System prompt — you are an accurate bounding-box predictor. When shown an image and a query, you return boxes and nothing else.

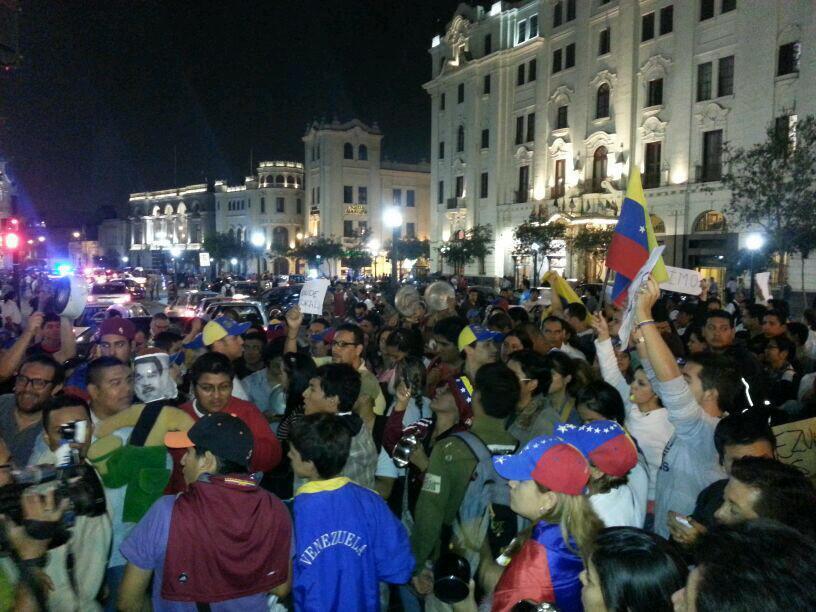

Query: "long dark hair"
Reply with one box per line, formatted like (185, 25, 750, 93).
(590, 527, 687, 612)
(283, 351, 317, 418)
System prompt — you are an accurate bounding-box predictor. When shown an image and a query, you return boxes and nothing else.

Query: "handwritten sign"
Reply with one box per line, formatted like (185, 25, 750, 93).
(198, 252, 211, 267)
(755, 272, 770, 304)
(773, 416, 816, 479)
(659, 266, 701, 296)
(618, 246, 665, 347)
(298, 278, 330, 315)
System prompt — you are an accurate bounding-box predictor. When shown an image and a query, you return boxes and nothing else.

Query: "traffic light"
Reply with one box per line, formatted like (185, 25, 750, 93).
(4, 232, 19, 250)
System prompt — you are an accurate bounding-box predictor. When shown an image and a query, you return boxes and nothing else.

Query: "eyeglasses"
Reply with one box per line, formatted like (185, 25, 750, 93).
(15, 374, 55, 390)
(331, 340, 359, 348)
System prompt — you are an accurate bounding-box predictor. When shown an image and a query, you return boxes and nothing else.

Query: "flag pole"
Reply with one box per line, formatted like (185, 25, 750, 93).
(597, 267, 612, 314)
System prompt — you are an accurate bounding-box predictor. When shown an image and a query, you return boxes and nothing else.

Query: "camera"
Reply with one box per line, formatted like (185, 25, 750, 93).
(393, 433, 419, 468)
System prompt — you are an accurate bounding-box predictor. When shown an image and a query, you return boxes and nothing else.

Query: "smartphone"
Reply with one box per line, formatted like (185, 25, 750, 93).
(673, 513, 693, 529)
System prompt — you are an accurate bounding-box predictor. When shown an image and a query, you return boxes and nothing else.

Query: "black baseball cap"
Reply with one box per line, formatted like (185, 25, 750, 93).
(165, 412, 254, 468)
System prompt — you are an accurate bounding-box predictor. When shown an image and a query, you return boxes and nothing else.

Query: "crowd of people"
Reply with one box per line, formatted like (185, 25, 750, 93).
(0, 270, 815, 611)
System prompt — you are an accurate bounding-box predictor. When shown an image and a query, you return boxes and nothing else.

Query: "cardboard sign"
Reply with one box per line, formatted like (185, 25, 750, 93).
(199, 252, 211, 267)
(755, 272, 771, 304)
(298, 278, 330, 315)
(660, 266, 702, 296)
(772, 416, 816, 479)
(618, 246, 665, 348)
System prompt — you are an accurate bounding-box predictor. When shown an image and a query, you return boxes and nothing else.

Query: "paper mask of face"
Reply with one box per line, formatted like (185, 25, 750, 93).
(134, 353, 177, 403)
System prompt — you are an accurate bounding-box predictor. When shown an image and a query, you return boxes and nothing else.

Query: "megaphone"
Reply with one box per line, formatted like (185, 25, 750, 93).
(50, 275, 89, 320)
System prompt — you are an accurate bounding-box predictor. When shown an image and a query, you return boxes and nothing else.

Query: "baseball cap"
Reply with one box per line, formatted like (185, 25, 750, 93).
(165, 412, 254, 468)
(493, 435, 590, 495)
(557, 421, 638, 478)
(98, 317, 136, 341)
(265, 319, 286, 342)
(184, 316, 251, 349)
(457, 324, 504, 351)
(447, 375, 474, 427)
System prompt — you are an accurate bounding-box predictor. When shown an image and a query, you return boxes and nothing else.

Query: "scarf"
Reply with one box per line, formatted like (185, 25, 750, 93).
(162, 474, 290, 602)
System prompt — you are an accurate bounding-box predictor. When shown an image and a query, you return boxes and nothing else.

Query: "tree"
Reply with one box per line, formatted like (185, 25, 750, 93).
(438, 224, 494, 276)
(388, 238, 431, 261)
(568, 226, 614, 281)
(513, 220, 567, 284)
(720, 115, 816, 308)
(342, 247, 372, 277)
(203, 233, 250, 274)
(288, 236, 343, 268)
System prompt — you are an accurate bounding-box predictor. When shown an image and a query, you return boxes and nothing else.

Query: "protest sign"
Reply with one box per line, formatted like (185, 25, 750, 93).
(298, 278, 330, 315)
(772, 416, 816, 479)
(199, 252, 211, 267)
(618, 245, 665, 347)
(755, 272, 771, 304)
(660, 266, 702, 296)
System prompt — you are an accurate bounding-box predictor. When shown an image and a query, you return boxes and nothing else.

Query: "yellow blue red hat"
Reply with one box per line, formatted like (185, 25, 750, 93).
(184, 316, 251, 349)
(457, 324, 504, 351)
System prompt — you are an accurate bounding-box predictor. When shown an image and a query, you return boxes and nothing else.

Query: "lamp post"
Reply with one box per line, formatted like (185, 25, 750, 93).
(367, 238, 381, 280)
(746, 233, 764, 303)
(531, 242, 540, 286)
(383, 208, 403, 287)
(169, 245, 182, 286)
(250, 231, 266, 291)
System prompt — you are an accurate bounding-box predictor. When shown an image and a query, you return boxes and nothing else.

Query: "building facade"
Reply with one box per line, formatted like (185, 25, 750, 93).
(98, 218, 130, 262)
(426, 0, 814, 286)
(128, 184, 215, 271)
(303, 119, 431, 275)
(213, 161, 305, 275)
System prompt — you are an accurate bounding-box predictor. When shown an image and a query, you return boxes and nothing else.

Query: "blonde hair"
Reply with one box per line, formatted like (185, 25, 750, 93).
(541, 490, 604, 556)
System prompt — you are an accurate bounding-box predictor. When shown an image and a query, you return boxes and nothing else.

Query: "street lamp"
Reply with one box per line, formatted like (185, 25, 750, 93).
(383, 207, 403, 286)
(37, 236, 45, 243)
(72, 231, 81, 239)
(250, 231, 266, 289)
(122, 256, 129, 264)
(367, 238, 381, 279)
(746, 232, 764, 303)
(531, 242, 541, 286)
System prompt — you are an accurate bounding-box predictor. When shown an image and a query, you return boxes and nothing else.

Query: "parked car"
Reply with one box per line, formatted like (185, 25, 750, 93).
(166, 290, 218, 318)
(122, 278, 146, 300)
(261, 285, 302, 313)
(203, 299, 269, 328)
(74, 302, 150, 327)
(87, 282, 131, 305)
(74, 314, 186, 359)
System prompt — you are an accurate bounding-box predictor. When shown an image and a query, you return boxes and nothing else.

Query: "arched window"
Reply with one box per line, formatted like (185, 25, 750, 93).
(286, 175, 293, 187)
(228, 228, 235, 242)
(650, 214, 666, 234)
(264, 176, 274, 187)
(358, 144, 368, 161)
(164, 204, 174, 216)
(176, 202, 186, 215)
(272, 226, 289, 251)
(596, 83, 610, 119)
(344, 142, 354, 159)
(457, 125, 465, 152)
(592, 146, 608, 191)
(152, 206, 161, 217)
(275, 174, 285, 186)
(692, 210, 727, 233)
(273, 257, 290, 275)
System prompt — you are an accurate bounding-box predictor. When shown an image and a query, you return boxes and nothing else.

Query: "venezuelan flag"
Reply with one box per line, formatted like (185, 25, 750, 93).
(606, 168, 668, 306)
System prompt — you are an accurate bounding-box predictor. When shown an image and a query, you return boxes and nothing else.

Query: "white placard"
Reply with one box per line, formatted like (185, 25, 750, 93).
(199, 252, 211, 267)
(298, 278, 330, 315)
(755, 272, 771, 304)
(618, 246, 666, 348)
(660, 266, 702, 296)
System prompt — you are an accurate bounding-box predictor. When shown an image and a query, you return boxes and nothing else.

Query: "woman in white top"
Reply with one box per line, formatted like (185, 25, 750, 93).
(591, 314, 674, 506)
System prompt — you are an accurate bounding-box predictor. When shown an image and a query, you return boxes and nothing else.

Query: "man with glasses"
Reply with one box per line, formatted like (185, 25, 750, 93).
(285, 307, 386, 415)
(178, 352, 281, 473)
(0, 354, 64, 465)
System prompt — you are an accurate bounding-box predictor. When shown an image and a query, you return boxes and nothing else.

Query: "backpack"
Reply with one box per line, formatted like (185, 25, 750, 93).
(451, 431, 519, 575)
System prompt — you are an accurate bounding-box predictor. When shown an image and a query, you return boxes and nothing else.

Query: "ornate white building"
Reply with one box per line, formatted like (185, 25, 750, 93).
(303, 119, 431, 275)
(213, 161, 305, 275)
(128, 184, 215, 271)
(426, 0, 815, 285)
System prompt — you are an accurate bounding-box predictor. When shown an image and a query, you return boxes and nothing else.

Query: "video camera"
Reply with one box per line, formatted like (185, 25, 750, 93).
(0, 419, 106, 553)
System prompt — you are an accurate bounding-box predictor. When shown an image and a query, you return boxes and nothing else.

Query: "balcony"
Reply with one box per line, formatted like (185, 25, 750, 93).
(514, 189, 531, 204)
(446, 197, 466, 210)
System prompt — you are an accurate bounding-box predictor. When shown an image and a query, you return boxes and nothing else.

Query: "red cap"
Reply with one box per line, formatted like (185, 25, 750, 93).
(98, 317, 136, 341)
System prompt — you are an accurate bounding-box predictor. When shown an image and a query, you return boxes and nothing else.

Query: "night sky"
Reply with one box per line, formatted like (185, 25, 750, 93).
(0, 0, 479, 228)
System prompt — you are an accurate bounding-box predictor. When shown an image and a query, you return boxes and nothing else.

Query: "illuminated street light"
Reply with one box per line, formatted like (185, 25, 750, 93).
(37, 236, 46, 243)
(746, 233, 765, 303)
(122, 256, 129, 264)
(383, 207, 403, 285)
(230, 257, 238, 265)
(72, 231, 81, 239)
(250, 232, 265, 248)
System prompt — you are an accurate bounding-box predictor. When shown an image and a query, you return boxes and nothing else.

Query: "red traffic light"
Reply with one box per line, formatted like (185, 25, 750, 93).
(5, 233, 20, 250)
